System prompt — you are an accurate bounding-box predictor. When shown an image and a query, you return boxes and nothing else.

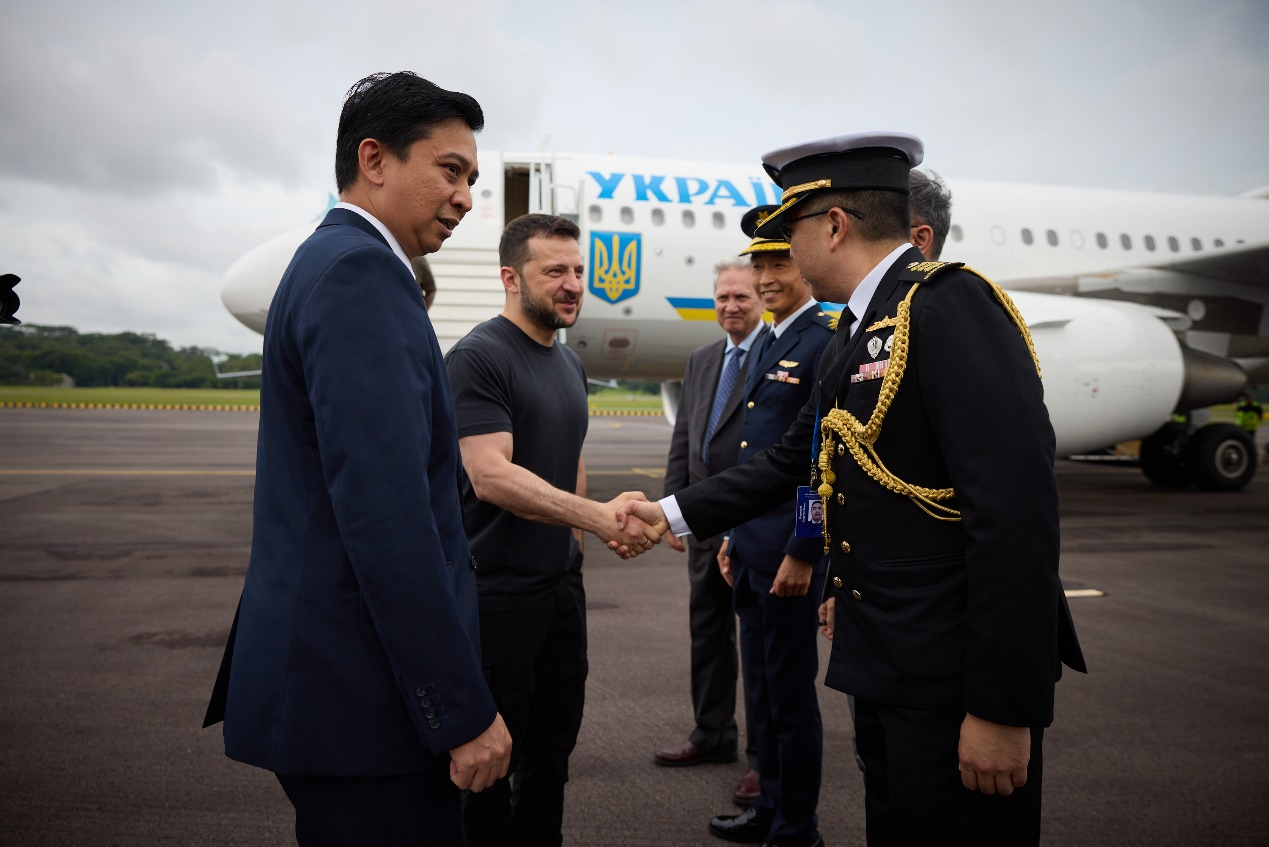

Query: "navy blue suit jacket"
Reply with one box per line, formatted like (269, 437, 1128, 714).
(728, 305, 834, 574)
(208, 208, 495, 776)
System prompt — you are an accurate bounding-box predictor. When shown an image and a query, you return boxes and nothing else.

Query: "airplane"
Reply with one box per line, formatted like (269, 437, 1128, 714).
(220, 151, 1269, 491)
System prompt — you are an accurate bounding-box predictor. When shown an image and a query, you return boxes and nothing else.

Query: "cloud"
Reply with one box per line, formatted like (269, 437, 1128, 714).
(0, 23, 321, 197)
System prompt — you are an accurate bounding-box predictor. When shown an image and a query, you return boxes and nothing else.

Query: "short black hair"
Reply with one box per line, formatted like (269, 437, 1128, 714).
(499, 214, 582, 275)
(334, 72, 484, 193)
(799, 188, 909, 244)
(909, 169, 953, 261)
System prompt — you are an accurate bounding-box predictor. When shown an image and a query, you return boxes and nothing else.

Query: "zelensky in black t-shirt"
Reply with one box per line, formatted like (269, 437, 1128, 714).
(442, 214, 660, 845)
(446, 314, 588, 611)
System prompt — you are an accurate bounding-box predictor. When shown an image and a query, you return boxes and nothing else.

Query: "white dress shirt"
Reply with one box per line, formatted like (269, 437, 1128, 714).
(334, 201, 414, 275)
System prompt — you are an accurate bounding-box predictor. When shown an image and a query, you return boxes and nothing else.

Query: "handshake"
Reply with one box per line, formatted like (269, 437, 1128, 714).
(593, 493, 674, 560)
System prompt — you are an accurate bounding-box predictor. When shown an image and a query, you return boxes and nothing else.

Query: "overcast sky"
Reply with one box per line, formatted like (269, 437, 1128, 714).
(2, 0, 1266, 354)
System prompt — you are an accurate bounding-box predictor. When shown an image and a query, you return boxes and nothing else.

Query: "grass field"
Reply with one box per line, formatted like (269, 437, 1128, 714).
(0, 387, 261, 407)
(586, 389, 663, 414)
(0, 386, 667, 415)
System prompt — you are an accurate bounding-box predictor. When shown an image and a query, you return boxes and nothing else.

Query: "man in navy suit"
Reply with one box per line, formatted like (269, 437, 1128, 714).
(707, 210, 834, 846)
(203, 72, 510, 846)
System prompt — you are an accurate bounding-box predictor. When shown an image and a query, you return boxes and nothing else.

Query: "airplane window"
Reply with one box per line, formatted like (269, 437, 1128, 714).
(1021, 228, 1033, 245)
(1096, 232, 1108, 249)
(1120, 234, 1132, 249)
(1214, 238, 1224, 247)
(588, 205, 602, 223)
(712, 211, 726, 230)
(1070, 231, 1084, 248)
(950, 224, 963, 242)
(620, 206, 634, 225)
(1144, 235, 1156, 251)
(1191, 237, 1202, 251)
(682, 210, 696, 228)
(1046, 229, 1059, 246)
(1167, 236, 1179, 252)
(651, 208, 665, 226)
(990, 225, 1005, 245)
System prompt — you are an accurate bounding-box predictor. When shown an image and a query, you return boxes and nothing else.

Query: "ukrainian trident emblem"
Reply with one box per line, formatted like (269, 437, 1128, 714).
(589, 231, 641, 304)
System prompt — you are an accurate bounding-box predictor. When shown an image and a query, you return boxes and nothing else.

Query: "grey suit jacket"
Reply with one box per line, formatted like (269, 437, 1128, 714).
(663, 335, 755, 546)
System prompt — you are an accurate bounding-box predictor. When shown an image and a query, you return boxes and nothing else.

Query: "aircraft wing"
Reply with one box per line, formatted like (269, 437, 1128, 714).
(1139, 240, 1269, 288)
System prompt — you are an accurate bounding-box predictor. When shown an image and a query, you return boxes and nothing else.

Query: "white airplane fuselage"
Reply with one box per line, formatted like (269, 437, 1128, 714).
(221, 151, 1269, 458)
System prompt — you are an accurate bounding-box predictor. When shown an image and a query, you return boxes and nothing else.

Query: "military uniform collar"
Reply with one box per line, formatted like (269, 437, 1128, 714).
(845, 242, 912, 337)
(771, 298, 819, 338)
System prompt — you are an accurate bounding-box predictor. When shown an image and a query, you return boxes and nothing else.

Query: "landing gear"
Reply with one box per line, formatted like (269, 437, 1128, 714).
(1139, 422, 1257, 491)
(1139, 423, 1189, 487)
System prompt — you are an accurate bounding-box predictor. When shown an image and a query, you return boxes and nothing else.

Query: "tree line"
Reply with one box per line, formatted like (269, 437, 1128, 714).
(0, 325, 261, 389)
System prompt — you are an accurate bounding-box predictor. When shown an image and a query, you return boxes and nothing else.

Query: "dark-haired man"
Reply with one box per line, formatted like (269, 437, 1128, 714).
(446, 213, 658, 846)
(204, 72, 509, 846)
(619, 133, 1085, 846)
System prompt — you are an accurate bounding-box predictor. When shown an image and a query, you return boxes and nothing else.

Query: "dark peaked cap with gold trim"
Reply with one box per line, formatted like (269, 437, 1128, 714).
(738, 205, 790, 256)
(753, 131, 924, 239)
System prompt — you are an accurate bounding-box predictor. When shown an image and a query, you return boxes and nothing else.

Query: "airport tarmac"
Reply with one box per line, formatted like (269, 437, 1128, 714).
(0, 408, 1266, 846)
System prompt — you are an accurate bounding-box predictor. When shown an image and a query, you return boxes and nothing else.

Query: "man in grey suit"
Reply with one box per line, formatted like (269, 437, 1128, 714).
(654, 259, 763, 797)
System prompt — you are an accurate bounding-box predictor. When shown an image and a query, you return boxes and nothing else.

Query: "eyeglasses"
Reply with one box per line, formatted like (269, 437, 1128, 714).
(779, 207, 863, 241)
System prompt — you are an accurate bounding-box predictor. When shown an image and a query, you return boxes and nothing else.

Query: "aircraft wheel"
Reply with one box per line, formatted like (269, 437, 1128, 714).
(1139, 422, 1189, 487)
(1182, 424, 1257, 491)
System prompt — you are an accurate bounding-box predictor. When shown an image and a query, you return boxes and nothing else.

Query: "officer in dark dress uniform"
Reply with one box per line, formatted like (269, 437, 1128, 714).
(619, 132, 1086, 847)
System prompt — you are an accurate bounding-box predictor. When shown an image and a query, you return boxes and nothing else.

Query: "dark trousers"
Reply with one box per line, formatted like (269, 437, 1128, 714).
(734, 565, 823, 846)
(277, 763, 461, 847)
(853, 698, 1045, 846)
(462, 570, 587, 847)
(687, 538, 756, 766)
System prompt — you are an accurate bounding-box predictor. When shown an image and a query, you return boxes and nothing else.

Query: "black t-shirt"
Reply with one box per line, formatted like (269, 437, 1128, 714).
(445, 315, 589, 611)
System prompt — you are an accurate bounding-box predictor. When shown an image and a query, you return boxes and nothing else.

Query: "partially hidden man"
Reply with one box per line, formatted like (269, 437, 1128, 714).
(619, 132, 1086, 847)
(203, 73, 510, 847)
(655, 259, 763, 795)
(706, 208, 834, 847)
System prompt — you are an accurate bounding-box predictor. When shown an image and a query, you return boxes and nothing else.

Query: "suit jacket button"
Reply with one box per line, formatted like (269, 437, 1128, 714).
(420, 698, 432, 708)
(832, 576, 843, 588)
(840, 541, 852, 554)
(851, 589, 862, 601)
(425, 708, 436, 718)
(429, 720, 441, 729)
(747, 401, 755, 409)
(740, 440, 748, 449)
(415, 687, 427, 698)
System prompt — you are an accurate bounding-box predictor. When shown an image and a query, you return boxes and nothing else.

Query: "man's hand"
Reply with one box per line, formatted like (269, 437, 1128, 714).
(615, 498, 671, 541)
(958, 713, 1030, 796)
(594, 492, 661, 559)
(818, 597, 835, 640)
(717, 538, 733, 587)
(665, 533, 686, 553)
(770, 555, 813, 596)
(449, 712, 512, 793)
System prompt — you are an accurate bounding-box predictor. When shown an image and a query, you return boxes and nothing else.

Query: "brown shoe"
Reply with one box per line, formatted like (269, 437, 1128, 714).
(653, 739, 738, 767)
(732, 769, 760, 806)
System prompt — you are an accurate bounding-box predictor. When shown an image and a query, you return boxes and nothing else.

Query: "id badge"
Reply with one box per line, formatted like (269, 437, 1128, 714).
(795, 486, 823, 538)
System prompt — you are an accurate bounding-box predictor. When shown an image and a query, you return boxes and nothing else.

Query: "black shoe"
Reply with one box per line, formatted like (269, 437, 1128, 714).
(761, 838, 824, 847)
(708, 807, 771, 843)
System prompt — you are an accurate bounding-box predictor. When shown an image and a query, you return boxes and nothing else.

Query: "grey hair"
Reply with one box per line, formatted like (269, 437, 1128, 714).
(909, 169, 953, 261)
(713, 257, 751, 289)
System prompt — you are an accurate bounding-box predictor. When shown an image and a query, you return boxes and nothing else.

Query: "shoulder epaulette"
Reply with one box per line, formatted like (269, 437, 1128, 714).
(896, 260, 965, 282)
(811, 309, 837, 331)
